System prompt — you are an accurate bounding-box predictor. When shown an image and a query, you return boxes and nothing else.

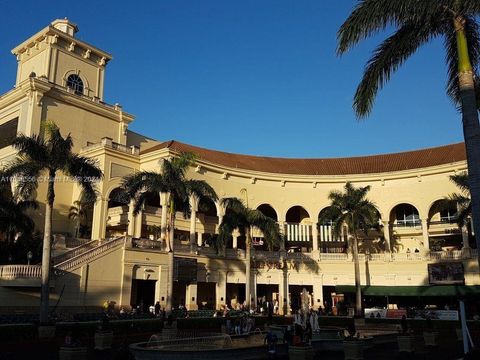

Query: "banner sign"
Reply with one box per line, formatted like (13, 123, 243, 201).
(365, 308, 387, 318)
(428, 262, 465, 285)
(386, 309, 407, 319)
(173, 258, 197, 282)
(365, 308, 459, 320)
(414, 309, 459, 321)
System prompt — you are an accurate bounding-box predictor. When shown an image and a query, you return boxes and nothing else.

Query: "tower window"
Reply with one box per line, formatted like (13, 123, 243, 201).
(66, 74, 84, 95)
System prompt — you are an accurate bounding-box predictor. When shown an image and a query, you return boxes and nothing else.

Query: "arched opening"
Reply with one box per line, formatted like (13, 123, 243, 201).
(108, 188, 128, 208)
(253, 204, 279, 251)
(286, 206, 310, 223)
(428, 200, 465, 250)
(144, 192, 160, 208)
(389, 203, 421, 253)
(317, 207, 347, 253)
(197, 197, 218, 249)
(285, 206, 311, 252)
(390, 203, 420, 228)
(106, 187, 129, 237)
(257, 204, 278, 221)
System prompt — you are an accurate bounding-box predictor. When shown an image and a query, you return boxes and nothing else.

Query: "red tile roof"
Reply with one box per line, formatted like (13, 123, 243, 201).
(141, 141, 466, 175)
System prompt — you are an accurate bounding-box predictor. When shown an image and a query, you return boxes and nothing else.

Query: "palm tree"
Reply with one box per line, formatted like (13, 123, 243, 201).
(122, 152, 217, 310)
(338, 0, 480, 265)
(217, 197, 281, 309)
(0, 178, 38, 248)
(4, 121, 103, 324)
(68, 192, 95, 238)
(319, 182, 379, 317)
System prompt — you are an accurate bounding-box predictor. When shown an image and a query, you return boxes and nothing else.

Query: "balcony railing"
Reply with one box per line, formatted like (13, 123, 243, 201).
(0, 265, 42, 280)
(82, 137, 139, 156)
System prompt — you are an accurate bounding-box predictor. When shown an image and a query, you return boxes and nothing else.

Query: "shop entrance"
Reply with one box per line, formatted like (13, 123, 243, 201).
(131, 279, 156, 313)
(226, 283, 246, 309)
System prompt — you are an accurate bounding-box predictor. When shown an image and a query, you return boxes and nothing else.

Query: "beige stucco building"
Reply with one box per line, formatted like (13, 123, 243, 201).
(0, 20, 478, 315)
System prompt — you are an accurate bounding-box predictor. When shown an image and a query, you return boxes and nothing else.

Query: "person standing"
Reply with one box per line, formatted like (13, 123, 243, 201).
(154, 301, 161, 316)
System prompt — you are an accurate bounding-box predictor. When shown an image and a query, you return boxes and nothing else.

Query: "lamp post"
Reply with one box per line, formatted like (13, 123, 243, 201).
(27, 251, 33, 265)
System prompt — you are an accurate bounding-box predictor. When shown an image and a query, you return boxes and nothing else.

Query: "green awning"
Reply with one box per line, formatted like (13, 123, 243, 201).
(335, 285, 480, 297)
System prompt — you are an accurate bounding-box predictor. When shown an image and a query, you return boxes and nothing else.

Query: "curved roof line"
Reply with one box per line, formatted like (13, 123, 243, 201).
(141, 141, 466, 176)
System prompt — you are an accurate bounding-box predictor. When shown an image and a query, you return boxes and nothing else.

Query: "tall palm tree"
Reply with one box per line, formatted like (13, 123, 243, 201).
(217, 197, 281, 309)
(4, 121, 103, 324)
(320, 182, 379, 317)
(338, 0, 480, 265)
(122, 152, 217, 310)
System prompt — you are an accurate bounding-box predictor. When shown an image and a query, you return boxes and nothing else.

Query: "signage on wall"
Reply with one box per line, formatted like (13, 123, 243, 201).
(428, 262, 465, 285)
(173, 258, 197, 282)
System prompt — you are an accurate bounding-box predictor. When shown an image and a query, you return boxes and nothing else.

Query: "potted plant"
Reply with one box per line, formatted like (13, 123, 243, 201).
(94, 315, 113, 350)
(397, 315, 415, 353)
(422, 317, 438, 347)
(342, 324, 364, 360)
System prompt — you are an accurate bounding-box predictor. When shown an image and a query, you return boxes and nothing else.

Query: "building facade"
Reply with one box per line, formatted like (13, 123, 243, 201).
(0, 20, 478, 315)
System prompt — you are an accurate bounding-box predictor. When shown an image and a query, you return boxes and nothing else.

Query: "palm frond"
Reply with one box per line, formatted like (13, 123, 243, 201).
(354, 21, 440, 117)
(337, 0, 439, 54)
(11, 134, 49, 165)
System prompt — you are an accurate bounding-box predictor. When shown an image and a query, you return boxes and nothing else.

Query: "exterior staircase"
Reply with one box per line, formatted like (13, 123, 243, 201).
(0, 236, 126, 286)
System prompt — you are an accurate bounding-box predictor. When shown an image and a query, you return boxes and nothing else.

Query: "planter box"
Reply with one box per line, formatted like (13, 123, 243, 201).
(288, 345, 314, 360)
(397, 335, 415, 353)
(343, 340, 364, 360)
(423, 331, 438, 347)
(38, 325, 56, 338)
(94, 331, 113, 350)
(59, 346, 88, 360)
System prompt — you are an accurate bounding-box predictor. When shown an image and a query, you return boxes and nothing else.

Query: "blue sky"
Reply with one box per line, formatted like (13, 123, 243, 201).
(0, 0, 463, 158)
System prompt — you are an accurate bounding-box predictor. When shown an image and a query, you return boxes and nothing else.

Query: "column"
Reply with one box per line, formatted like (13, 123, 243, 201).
(312, 276, 323, 311)
(119, 263, 135, 308)
(461, 225, 470, 249)
(127, 200, 135, 236)
(278, 220, 286, 251)
(216, 271, 227, 310)
(216, 202, 225, 234)
(312, 223, 318, 252)
(197, 232, 203, 247)
(421, 218, 430, 251)
(134, 207, 143, 238)
(232, 234, 238, 249)
(382, 220, 391, 252)
(160, 192, 169, 241)
(91, 197, 107, 240)
(278, 274, 286, 315)
(189, 195, 199, 253)
(186, 283, 198, 310)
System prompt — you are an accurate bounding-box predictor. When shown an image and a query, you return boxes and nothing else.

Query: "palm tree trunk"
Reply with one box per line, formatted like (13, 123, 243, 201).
(352, 234, 362, 317)
(245, 228, 252, 310)
(166, 199, 175, 312)
(455, 17, 480, 267)
(40, 173, 55, 324)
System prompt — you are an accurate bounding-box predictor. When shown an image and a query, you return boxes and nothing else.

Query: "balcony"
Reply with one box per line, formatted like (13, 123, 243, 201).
(82, 137, 139, 156)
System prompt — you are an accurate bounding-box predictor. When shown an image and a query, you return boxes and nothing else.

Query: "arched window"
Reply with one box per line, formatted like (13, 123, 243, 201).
(66, 74, 84, 95)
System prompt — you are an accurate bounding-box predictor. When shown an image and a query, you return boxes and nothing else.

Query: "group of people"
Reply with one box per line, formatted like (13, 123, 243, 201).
(225, 313, 256, 335)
